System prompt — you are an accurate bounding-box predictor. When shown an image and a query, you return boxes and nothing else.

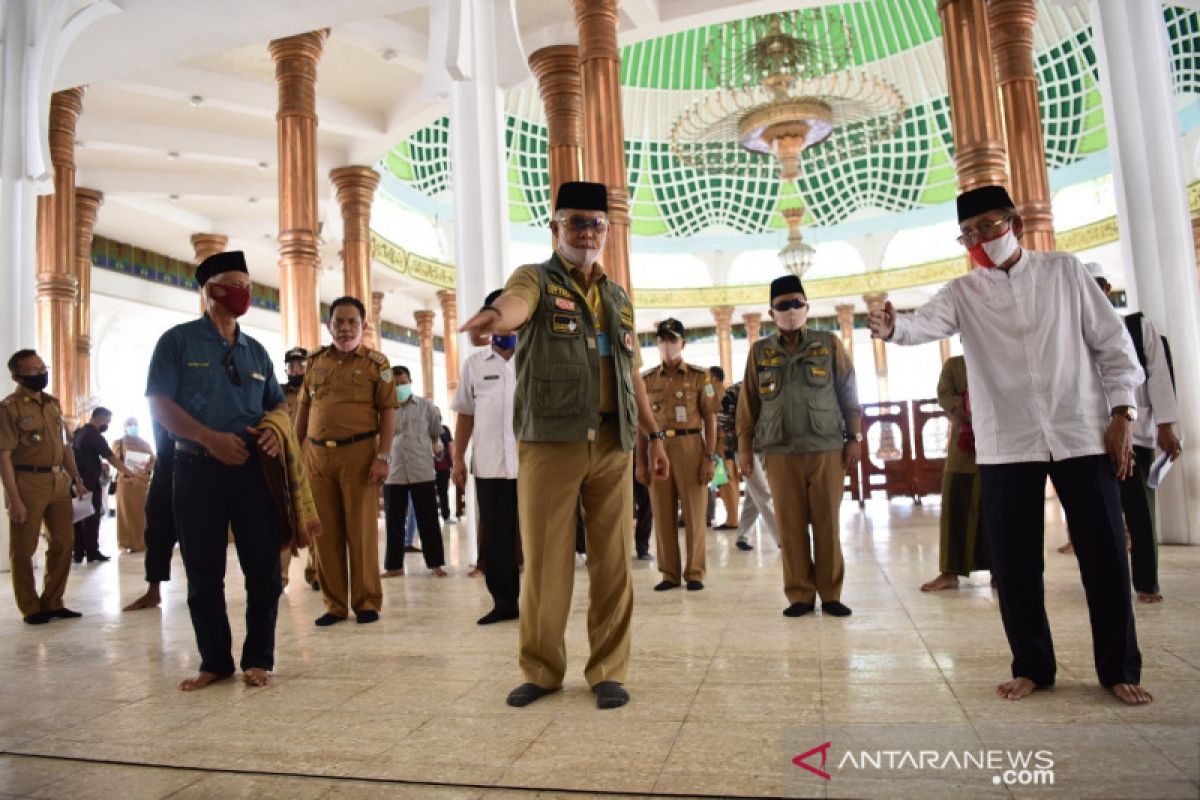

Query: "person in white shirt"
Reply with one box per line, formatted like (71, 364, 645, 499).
(452, 289, 521, 625)
(1087, 264, 1183, 604)
(868, 184, 1152, 706)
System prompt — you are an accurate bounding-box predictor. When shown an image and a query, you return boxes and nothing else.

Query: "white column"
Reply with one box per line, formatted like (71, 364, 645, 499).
(0, 0, 119, 572)
(1091, 0, 1200, 545)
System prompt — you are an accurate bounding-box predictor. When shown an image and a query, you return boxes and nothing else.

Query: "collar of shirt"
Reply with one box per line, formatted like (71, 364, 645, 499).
(15, 385, 46, 404)
(656, 360, 691, 377)
(553, 249, 607, 291)
(982, 247, 1030, 280)
(483, 348, 512, 363)
(201, 313, 247, 349)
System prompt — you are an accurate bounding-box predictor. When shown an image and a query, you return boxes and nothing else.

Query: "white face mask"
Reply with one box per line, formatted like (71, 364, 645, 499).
(773, 308, 807, 332)
(968, 229, 1020, 269)
(657, 341, 682, 362)
(557, 236, 603, 270)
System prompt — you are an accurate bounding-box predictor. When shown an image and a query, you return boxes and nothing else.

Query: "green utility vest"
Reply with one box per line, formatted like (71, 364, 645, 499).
(513, 254, 639, 452)
(751, 330, 846, 454)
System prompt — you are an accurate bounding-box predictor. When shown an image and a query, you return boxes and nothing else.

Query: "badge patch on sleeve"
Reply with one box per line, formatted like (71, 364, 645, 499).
(623, 331, 634, 352)
(381, 368, 393, 381)
(704, 384, 715, 397)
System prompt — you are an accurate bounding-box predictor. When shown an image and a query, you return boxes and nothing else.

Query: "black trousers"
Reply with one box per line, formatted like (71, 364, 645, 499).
(1118, 445, 1159, 595)
(143, 467, 177, 583)
(980, 455, 1141, 688)
(476, 477, 520, 611)
(435, 469, 452, 520)
(173, 450, 282, 675)
(72, 483, 103, 558)
(384, 482, 444, 569)
(633, 476, 652, 555)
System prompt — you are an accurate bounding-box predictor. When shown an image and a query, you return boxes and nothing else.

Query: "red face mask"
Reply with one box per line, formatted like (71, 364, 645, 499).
(966, 228, 1018, 270)
(209, 283, 251, 317)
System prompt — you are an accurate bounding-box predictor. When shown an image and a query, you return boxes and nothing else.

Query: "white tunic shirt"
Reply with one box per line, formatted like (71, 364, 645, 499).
(891, 249, 1143, 464)
(1128, 314, 1179, 449)
(451, 347, 518, 480)
(386, 394, 442, 485)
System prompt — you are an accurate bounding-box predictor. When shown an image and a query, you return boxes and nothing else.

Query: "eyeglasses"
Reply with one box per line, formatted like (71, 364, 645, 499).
(772, 299, 808, 312)
(956, 216, 1011, 246)
(556, 214, 609, 233)
(222, 349, 241, 386)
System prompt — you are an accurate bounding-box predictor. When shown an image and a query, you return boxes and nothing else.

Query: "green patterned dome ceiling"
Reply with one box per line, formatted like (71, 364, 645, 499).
(385, 3, 1200, 240)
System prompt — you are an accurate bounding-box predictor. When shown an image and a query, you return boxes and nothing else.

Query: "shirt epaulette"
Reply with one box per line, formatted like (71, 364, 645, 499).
(367, 349, 388, 366)
(309, 345, 331, 360)
(641, 366, 657, 380)
(684, 362, 707, 377)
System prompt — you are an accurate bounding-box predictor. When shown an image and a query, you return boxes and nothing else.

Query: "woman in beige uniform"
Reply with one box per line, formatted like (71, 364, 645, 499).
(113, 417, 155, 553)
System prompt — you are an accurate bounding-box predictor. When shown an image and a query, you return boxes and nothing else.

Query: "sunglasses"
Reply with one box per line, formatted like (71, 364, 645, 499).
(772, 299, 808, 312)
(556, 214, 609, 233)
(956, 216, 1011, 246)
(222, 349, 241, 387)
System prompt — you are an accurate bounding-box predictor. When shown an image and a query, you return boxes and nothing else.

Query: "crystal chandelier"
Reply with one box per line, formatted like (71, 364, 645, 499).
(778, 207, 815, 278)
(669, 10, 906, 183)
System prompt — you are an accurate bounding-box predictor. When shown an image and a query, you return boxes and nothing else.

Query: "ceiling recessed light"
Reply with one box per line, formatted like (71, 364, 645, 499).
(263, 233, 273, 239)
(381, 48, 398, 61)
(168, 194, 179, 202)
(166, 151, 180, 160)
(257, 161, 269, 170)
(248, 197, 258, 204)
(188, 95, 204, 107)
(75, 139, 85, 148)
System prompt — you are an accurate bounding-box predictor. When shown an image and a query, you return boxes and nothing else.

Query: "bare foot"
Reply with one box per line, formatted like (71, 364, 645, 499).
(467, 566, 483, 578)
(990, 576, 998, 589)
(1137, 592, 1163, 604)
(432, 567, 448, 577)
(178, 671, 232, 692)
(123, 589, 161, 611)
(243, 668, 270, 688)
(920, 573, 959, 592)
(995, 677, 1039, 700)
(1056, 541, 1074, 555)
(381, 569, 404, 578)
(1111, 683, 1153, 705)
(1125, 532, 1132, 552)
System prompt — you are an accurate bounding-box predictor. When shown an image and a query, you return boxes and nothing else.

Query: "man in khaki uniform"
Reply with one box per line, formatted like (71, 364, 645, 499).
(640, 319, 718, 592)
(295, 297, 398, 626)
(462, 181, 669, 710)
(737, 275, 861, 618)
(280, 347, 317, 591)
(0, 349, 87, 624)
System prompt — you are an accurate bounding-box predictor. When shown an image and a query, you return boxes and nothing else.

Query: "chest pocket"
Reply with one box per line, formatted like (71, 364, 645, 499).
(17, 412, 49, 445)
(802, 347, 833, 388)
(758, 367, 782, 400)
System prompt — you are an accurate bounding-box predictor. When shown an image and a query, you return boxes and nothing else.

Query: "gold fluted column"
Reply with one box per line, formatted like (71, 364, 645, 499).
(989, 0, 1054, 249)
(573, 0, 631, 292)
(437, 290, 460, 396)
(330, 166, 379, 324)
(74, 188, 103, 421)
(834, 303, 855, 360)
(191, 233, 228, 314)
(414, 310, 436, 400)
(938, 0, 1008, 192)
(36, 87, 84, 420)
(529, 45, 584, 199)
(863, 293, 890, 400)
(271, 30, 327, 351)
(371, 291, 385, 348)
(743, 312, 762, 347)
(940, 339, 953, 364)
(711, 306, 734, 380)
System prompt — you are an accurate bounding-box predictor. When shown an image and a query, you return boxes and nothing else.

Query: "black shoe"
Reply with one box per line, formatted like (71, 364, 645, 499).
(506, 682, 558, 707)
(714, 524, 737, 530)
(107, 510, 116, 518)
(822, 601, 853, 617)
(49, 608, 82, 619)
(477, 607, 519, 625)
(355, 610, 380, 624)
(404, 545, 422, 553)
(735, 540, 753, 551)
(23, 611, 52, 625)
(686, 580, 704, 591)
(72, 554, 84, 564)
(310, 580, 320, 592)
(86, 552, 110, 563)
(314, 613, 347, 627)
(634, 552, 654, 561)
(593, 681, 630, 709)
(783, 602, 815, 617)
(653, 581, 680, 592)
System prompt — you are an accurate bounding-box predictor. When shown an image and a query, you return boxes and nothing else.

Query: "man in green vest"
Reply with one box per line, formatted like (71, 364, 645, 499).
(461, 181, 669, 710)
(736, 275, 861, 618)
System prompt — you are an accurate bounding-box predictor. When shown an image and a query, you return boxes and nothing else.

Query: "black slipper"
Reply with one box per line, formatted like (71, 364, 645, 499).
(506, 682, 558, 707)
(314, 613, 347, 627)
(593, 681, 630, 709)
(783, 602, 815, 617)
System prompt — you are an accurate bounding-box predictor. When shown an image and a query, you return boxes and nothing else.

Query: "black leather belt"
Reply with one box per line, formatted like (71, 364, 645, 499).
(664, 428, 701, 438)
(309, 431, 377, 448)
(14, 464, 60, 474)
(174, 440, 209, 458)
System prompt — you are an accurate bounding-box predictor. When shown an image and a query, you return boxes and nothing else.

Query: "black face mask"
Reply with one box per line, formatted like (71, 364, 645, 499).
(17, 373, 48, 392)
(287, 375, 304, 388)
(97, 424, 109, 433)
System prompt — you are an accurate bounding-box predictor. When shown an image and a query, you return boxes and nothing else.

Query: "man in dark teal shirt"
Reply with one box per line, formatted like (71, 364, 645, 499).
(146, 251, 287, 692)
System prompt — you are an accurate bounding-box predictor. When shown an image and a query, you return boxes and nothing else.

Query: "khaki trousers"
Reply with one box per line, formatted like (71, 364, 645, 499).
(764, 450, 845, 605)
(717, 457, 740, 526)
(517, 421, 633, 688)
(8, 472, 73, 616)
(307, 439, 383, 616)
(649, 434, 708, 583)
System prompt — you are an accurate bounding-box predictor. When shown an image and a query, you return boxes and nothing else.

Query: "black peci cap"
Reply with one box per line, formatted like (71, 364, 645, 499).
(195, 251, 248, 287)
(956, 185, 1016, 223)
(770, 274, 805, 300)
(554, 181, 608, 212)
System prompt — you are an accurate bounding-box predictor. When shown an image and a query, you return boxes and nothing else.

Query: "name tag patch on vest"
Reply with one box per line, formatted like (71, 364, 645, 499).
(554, 297, 577, 312)
(483, 374, 500, 381)
(547, 285, 572, 299)
(807, 346, 830, 357)
(186, 361, 210, 368)
(552, 315, 579, 334)
(758, 353, 783, 367)
(250, 372, 266, 382)
(596, 331, 613, 356)
(808, 366, 829, 379)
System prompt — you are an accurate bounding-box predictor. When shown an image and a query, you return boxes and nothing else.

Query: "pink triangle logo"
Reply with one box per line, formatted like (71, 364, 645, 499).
(792, 741, 832, 781)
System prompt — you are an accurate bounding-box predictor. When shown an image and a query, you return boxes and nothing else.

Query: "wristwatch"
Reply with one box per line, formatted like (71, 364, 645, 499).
(844, 432, 864, 442)
(706, 453, 721, 462)
(647, 430, 667, 442)
(375, 453, 392, 464)
(1112, 406, 1138, 422)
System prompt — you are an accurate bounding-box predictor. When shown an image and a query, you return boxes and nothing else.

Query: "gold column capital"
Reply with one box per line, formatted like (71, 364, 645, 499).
(414, 309, 436, 333)
(269, 30, 329, 120)
(572, 0, 620, 60)
(710, 305, 734, 327)
(529, 44, 584, 194)
(190, 233, 228, 264)
(48, 88, 84, 168)
(862, 292, 888, 311)
(414, 309, 437, 399)
(330, 165, 380, 203)
(74, 187, 104, 221)
(436, 290, 460, 395)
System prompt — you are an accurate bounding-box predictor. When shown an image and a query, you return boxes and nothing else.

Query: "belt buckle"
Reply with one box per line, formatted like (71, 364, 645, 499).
(665, 430, 677, 438)
(325, 440, 337, 448)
